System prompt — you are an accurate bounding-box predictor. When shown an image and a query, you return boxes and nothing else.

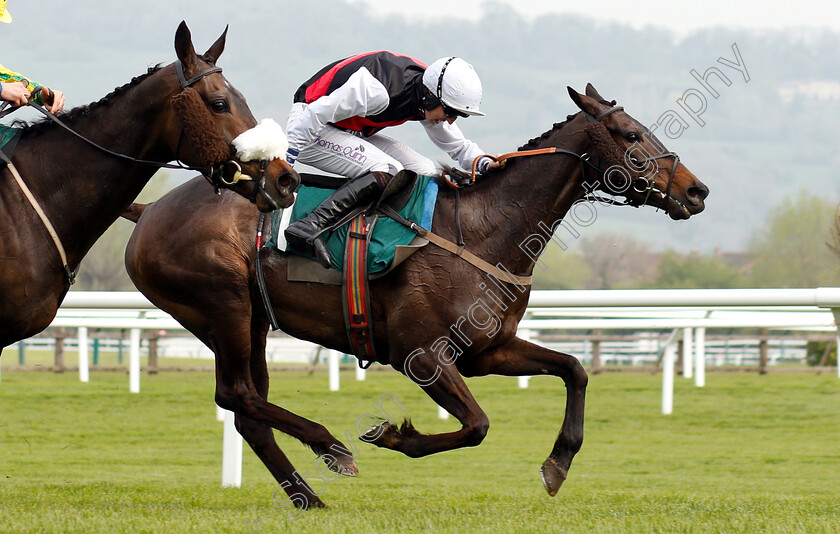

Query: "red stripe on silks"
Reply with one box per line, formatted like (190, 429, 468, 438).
(305, 50, 427, 104)
(333, 116, 412, 132)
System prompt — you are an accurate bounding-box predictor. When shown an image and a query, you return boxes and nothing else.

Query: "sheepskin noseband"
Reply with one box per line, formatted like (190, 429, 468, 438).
(170, 87, 231, 166)
(583, 121, 628, 172)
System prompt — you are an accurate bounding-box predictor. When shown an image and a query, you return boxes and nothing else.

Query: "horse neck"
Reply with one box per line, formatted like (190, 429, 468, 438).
(16, 71, 176, 264)
(443, 114, 592, 276)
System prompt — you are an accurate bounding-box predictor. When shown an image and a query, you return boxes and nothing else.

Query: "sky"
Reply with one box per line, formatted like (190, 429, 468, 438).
(3, 0, 839, 254)
(348, 0, 840, 35)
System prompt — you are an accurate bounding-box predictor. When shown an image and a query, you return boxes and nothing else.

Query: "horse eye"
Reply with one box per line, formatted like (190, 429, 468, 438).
(210, 99, 230, 113)
(625, 132, 640, 142)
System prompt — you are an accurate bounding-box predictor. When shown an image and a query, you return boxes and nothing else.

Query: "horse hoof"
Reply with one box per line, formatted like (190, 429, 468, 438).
(540, 457, 568, 496)
(325, 452, 358, 477)
(360, 421, 400, 450)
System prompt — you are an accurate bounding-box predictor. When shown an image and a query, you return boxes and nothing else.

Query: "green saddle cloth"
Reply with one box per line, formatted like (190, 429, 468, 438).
(0, 125, 22, 159)
(267, 174, 438, 273)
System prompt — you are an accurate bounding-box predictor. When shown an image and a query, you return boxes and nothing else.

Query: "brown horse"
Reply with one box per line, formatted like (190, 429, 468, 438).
(0, 22, 298, 353)
(124, 85, 709, 509)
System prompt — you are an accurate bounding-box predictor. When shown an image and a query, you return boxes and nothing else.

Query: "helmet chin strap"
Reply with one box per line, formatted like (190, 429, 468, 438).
(435, 57, 456, 102)
(419, 85, 442, 113)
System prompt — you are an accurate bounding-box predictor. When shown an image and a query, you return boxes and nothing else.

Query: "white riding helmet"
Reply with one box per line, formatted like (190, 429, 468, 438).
(422, 57, 485, 117)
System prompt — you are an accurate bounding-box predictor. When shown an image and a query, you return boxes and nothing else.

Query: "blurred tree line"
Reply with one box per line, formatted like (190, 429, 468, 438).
(76, 185, 840, 291)
(73, 172, 177, 290)
(533, 189, 840, 289)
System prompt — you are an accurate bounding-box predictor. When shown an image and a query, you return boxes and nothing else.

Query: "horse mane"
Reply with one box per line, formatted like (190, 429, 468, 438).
(433, 112, 584, 191)
(518, 112, 581, 151)
(15, 65, 164, 137)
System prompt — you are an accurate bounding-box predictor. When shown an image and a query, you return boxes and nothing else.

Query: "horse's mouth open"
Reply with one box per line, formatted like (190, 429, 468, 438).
(665, 194, 704, 220)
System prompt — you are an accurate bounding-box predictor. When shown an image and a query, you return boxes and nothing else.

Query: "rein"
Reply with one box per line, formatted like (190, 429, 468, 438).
(23, 61, 227, 177)
(445, 106, 681, 212)
(431, 105, 680, 284)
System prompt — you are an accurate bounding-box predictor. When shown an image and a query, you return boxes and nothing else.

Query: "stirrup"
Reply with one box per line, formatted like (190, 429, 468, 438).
(312, 236, 331, 268)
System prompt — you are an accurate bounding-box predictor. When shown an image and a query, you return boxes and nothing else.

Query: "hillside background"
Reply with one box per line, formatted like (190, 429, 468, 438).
(4, 0, 839, 288)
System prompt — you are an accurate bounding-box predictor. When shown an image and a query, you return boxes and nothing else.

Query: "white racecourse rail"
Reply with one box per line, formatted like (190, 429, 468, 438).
(8, 288, 839, 487)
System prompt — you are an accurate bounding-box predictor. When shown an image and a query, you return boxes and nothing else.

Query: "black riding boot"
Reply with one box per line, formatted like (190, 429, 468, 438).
(285, 171, 391, 268)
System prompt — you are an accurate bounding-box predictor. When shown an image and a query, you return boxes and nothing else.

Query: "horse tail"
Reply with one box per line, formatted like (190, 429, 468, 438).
(121, 203, 150, 223)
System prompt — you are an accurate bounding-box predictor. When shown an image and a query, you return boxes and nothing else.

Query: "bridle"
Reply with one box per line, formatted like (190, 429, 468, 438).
(447, 104, 681, 215)
(9, 60, 277, 206)
(400, 103, 684, 288)
(584, 105, 681, 212)
(0, 60, 280, 285)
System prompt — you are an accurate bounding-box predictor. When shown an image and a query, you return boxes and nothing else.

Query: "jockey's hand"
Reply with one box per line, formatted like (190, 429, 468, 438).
(476, 155, 506, 174)
(1, 81, 31, 107)
(40, 87, 65, 114)
(485, 154, 507, 171)
(485, 158, 506, 171)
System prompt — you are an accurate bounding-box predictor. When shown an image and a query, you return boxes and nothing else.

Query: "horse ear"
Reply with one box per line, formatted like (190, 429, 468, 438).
(568, 86, 602, 116)
(585, 83, 607, 102)
(174, 21, 198, 71)
(203, 25, 228, 65)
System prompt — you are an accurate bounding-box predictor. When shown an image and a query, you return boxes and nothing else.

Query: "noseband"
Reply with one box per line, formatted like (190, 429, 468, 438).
(172, 61, 279, 207)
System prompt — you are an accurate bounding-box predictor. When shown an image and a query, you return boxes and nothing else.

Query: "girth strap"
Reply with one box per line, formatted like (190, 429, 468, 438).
(378, 205, 532, 287)
(1, 159, 75, 284)
(342, 214, 378, 368)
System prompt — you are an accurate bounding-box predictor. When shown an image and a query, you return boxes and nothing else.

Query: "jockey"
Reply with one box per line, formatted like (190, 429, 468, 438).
(283, 51, 500, 268)
(1, 1, 65, 113)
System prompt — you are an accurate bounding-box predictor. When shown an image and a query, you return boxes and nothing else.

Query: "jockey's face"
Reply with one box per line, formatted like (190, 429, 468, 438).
(424, 105, 457, 125)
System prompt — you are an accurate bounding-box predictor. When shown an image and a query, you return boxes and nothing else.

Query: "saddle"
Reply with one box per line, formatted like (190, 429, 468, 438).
(269, 171, 437, 283)
(265, 170, 439, 366)
(0, 126, 22, 164)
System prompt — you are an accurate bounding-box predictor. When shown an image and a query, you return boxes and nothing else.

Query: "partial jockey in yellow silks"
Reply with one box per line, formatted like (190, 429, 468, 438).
(0, 0, 65, 113)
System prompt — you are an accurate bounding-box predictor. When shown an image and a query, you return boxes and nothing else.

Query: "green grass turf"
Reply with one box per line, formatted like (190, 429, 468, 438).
(0, 369, 838, 533)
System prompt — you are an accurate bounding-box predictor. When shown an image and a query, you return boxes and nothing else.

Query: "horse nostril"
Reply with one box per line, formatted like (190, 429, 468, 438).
(279, 175, 291, 187)
(687, 183, 709, 203)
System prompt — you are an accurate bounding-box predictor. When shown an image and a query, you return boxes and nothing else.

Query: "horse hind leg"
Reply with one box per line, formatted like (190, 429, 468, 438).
(364, 353, 490, 459)
(458, 336, 588, 496)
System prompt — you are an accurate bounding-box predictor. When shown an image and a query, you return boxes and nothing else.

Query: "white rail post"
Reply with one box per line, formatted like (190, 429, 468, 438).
(695, 327, 706, 387)
(682, 328, 693, 379)
(78, 326, 89, 383)
(832, 308, 840, 379)
(129, 328, 140, 393)
(221, 409, 243, 487)
(328, 350, 340, 391)
(662, 340, 676, 415)
(836, 330, 840, 380)
(517, 328, 533, 388)
(438, 406, 449, 419)
(356, 364, 366, 381)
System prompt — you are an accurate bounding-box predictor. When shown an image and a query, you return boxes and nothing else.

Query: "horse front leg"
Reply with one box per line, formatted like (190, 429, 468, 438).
(458, 336, 588, 496)
(230, 318, 356, 511)
(197, 306, 356, 513)
(364, 349, 489, 458)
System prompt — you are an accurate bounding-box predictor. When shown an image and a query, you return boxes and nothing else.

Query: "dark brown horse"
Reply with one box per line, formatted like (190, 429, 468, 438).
(0, 22, 298, 354)
(124, 85, 709, 509)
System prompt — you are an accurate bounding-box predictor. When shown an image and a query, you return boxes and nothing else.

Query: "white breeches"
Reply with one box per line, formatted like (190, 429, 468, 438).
(287, 102, 438, 179)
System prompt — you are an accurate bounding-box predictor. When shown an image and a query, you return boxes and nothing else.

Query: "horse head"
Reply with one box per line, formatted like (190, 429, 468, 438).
(163, 21, 298, 211)
(568, 84, 708, 220)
